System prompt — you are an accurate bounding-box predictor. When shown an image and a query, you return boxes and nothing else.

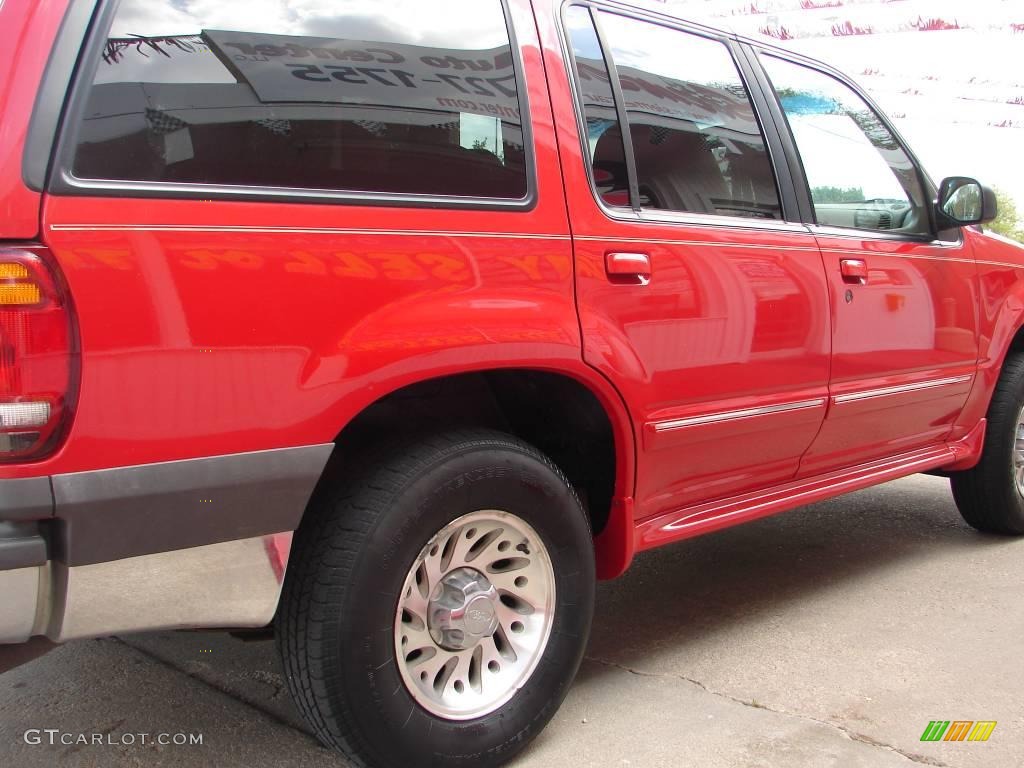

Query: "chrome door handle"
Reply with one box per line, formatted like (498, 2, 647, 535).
(606, 252, 651, 285)
(840, 258, 868, 285)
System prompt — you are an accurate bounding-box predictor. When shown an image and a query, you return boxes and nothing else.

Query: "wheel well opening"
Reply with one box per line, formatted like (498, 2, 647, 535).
(328, 371, 617, 535)
(1008, 325, 1024, 358)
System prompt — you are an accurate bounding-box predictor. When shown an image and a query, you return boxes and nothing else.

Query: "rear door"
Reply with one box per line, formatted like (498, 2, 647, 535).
(754, 51, 979, 475)
(552, 4, 832, 519)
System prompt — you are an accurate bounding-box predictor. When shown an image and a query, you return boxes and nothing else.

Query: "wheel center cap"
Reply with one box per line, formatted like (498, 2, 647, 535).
(428, 567, 499, 651)
(463, 596, 497, 635)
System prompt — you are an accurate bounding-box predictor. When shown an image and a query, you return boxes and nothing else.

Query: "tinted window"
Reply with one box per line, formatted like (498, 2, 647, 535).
(70, 0, 528, 199)
(565, 6, 630, 208)
(598, 13, 781, 219)
(762, 56, 928, 235)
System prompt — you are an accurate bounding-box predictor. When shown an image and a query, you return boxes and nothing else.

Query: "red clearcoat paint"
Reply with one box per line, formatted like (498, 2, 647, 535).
(0, 0, 69, 239)
(2, 0, 1023, 582)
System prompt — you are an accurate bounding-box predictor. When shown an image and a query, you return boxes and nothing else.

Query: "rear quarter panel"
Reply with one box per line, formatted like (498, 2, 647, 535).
(35, 198, 581, 477)
(6, 0, 638, 494)
(0, 0, 72, 238)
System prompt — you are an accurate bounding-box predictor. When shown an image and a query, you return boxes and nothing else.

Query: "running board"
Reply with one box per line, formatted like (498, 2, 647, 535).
(634, 425, 983, 553)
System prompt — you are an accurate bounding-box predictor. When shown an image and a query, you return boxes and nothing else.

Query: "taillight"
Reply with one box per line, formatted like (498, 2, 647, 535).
(0, 246, 76, 461)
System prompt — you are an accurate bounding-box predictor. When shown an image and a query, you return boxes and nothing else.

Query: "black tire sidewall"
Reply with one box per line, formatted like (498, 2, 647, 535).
(330, 442, 594, 767)
(952, 354, 1024, 533)
(986, 364, 1024, 522)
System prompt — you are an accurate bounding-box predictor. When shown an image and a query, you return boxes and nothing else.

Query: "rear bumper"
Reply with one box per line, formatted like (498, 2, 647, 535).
(0, 444, 333, 643)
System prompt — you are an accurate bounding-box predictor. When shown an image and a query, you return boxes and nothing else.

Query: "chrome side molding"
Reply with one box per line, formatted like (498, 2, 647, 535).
(832, 375, 973, 405)
(650, 398, 827, 433)
(648, 374, 974, 434)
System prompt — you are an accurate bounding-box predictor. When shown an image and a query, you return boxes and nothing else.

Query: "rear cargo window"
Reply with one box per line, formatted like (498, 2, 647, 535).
(67, 0, 528, 200)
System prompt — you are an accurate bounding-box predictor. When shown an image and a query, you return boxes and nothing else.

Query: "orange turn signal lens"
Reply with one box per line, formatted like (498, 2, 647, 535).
(0, 285, 42, 305)
(0, 262, 42, 305)
(0, 264, 30, 278)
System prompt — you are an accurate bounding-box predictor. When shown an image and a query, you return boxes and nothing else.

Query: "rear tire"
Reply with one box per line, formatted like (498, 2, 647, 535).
(277, 430, 595, 768)
(951, 352, 1024, 534)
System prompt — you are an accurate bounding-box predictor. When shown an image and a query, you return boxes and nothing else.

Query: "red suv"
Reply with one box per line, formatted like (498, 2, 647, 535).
(2, 0, 1021, 766)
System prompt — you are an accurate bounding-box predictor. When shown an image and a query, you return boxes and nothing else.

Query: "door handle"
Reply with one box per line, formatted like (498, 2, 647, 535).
(606, 252, 651, 285)
(840, 258, 868, 285)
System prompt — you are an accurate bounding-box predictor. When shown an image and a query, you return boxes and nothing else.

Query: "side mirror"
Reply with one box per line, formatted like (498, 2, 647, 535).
(936, 176, 997, 228)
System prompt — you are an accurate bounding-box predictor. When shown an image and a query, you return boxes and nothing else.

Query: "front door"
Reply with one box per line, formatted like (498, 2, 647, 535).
(554, 5, 832, 519)
(757, 53, 979, 475)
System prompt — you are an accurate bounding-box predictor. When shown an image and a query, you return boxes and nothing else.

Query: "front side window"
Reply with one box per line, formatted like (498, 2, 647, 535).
(69, 0, 528, 199)
(761, 56, 929, 235)
(597, 13, 782, 220)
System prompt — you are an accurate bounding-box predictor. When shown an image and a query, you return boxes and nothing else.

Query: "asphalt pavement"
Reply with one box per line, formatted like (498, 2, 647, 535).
(2, 474, 1022, 768)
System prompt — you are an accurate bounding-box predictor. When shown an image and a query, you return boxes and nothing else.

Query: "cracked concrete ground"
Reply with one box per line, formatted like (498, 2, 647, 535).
(2, 474, 1022, 767)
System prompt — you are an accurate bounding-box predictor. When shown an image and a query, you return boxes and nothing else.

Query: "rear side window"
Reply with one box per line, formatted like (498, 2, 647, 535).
(596, 12, 781, 220)
(67, 0, 528, 200)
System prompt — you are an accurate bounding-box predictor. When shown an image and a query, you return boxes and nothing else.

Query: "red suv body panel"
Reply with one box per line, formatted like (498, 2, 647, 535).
(10, 1, 636, 495)
(0, 0, 71, 239)
(0, 0, 1022, 645)
(798, 230, 979, 475)
(956, 228, 1024, 443)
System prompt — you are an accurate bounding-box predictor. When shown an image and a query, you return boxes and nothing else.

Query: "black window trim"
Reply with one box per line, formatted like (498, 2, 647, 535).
(733, 42, 808, 225)
(557, 0, 805, 233)
(43, 0, 539, 211)
(589, 6, 641, 213)
(558, 2, 641, 222)
(749, 45, 964, 246)
(22, 0, 102, 193)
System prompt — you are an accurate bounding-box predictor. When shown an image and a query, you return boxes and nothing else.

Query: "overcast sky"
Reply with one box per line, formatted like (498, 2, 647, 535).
(117, 0, 508, 45)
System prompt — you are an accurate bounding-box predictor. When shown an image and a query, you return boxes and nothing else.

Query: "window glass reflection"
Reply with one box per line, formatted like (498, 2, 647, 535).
(599, 13, 781, 219)
(73, 0, 527, 199)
